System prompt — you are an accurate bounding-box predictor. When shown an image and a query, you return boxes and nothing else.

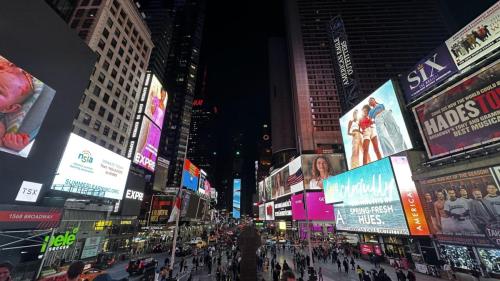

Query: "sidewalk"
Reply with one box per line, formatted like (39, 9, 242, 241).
(262, 248, 446, 281)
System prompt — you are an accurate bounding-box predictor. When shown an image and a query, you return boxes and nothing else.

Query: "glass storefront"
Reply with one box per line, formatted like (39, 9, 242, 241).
(477, 248, 500, 278)
(439, 244, 477, 272)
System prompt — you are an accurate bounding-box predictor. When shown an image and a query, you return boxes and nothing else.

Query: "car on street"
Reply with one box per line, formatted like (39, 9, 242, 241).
(126, 257, 157, 276)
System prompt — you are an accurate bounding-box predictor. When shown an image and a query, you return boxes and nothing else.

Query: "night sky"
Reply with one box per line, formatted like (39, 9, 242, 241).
(200, 0, 497, 213)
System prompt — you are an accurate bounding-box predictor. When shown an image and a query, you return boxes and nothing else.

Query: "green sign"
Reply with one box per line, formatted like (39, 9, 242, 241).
(40, 227, 79, 253)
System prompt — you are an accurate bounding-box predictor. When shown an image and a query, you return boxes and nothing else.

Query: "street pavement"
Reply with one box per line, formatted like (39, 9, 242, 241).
(261, 247, 446, 281)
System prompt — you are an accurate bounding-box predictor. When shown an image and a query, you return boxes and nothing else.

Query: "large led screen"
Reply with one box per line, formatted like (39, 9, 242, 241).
(413, 61, 500, 159)
(415, 166, 500, 246)
(182, 159, 200, 191)
(0, 55, 56, 158)
(274, 195, 292, 221)
(291, 192, 335, 221)
(133, 117, 160, 172)
(233, 179, 241, 219)
(445, 2, 500, 70)
(51, 133, 130, 200)
(258, 180, 265, 203)
(144, 75, 168, 129)
(265, 201, 274, 221)
(323, 157, 409, 235)
(258, 204, 265, 221)
(340, 80, 412, 170)
(267, 154, 345, 200)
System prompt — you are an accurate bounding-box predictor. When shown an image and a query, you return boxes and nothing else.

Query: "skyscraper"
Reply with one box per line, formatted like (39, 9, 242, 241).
(67, 0, 153, 155)
(159, 0, 206, 187)
(284, 0, 450, 152)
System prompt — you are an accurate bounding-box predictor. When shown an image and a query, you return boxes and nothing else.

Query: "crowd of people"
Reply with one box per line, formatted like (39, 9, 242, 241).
(257, 243, 418, 281)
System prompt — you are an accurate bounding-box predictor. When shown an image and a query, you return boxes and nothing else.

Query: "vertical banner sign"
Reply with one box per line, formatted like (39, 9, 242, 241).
(401, 44, 458, 102)
(412, 61, 500, 159)
(445, 2, 500, 70)
(328, 15, 359, 111)
(233, 179, 241, 219)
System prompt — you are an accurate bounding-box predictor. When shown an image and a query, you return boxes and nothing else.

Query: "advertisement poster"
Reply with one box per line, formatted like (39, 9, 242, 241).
(445, 2, 500, 70)
(301, 154, 346, 190)
(416, 167, 500, 246)
(233, 179, 241, 219)
(291, 192, 335, 221)
(413, 61, 500, 159)
(149, 195, 173, 225)
(144, 75, 168, 129)
(51, 133, 130, 200)
(391, 156, 430, 236)
(120, 187, 144, 216)
(152, 157, 169, 192)
(259, 204, 265, 221)
(340, 80, 413, 170)
(264, 177, 272, 201)
(133, 117, 161, 172)
(0, 205, 62, 230)
(80, 236, 102, 259)
(265, 201, 274, 221)
(401, 44, 458, 102)
(182, 159, 200, 191)
(324, 157, 409, 235)
(0, 55, 56, 158)
(258, 180, 266, 203)
(328, 16, 359, 110)
(274, 195, 292, 221)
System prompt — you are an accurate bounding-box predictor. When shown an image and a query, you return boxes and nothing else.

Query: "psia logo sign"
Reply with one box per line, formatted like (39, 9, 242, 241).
(125, 189, 144, 201)
(78, 150, 93, 163)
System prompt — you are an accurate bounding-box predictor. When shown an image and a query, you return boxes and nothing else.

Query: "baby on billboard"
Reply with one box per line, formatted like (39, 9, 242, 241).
(0, 55, 55, 157)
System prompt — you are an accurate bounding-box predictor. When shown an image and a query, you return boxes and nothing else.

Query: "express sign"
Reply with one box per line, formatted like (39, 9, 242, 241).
(125, 189, 144, 201)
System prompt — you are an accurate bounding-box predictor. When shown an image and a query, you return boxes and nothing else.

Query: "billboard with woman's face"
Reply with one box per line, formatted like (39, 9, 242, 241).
(0, 55, 56, 158)
(339, 80, 412, 170)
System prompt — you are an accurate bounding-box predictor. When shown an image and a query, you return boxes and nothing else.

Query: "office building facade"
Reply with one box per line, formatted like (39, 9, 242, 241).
(68, 0, 153, 155)
(284, 0, 450, 152)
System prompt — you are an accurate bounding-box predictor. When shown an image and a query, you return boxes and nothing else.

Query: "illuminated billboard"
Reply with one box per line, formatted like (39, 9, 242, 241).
(233, 179, 241, 219)
(0, 55, 56, 158)
(323, 157, 409, 235)
(51, 133, 130, 200)
(182, 159, 200, 191)
(267, 154, 346, 200)
(415, 166, 500, 246)
(274, 195, 292, 221)
(413, 61, 500, 159)
(265, 201, 274, 221)
(130, 73, 168, 172)
(340, 80, 412, 170)
(291, 191, 335, 221)
(445, 2, 500, 70)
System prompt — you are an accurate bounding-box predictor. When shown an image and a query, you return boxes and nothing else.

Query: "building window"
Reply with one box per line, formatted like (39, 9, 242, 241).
(111, 38, 117, 48)
(83, 113, 91, 125)
(87, 9, 97, 17)
(114, 118, 121, 128)
(106, 17, 113, 28)
(119, 135, 125, 145)
(119, 106, 125, 115)
(78, 30, 89, 40)
(88, 99, 96, 111)
(92, 0, 102, 6)
(97, 72, 105, 83)
(122, 123, 128, 133)
(102, 61, 110, 71)
(78, 129, 87, 137)
(93, 85, 101, 97)
(70, 19, 80, 28)
(125, 112, 131, 121)
(111, 131, 117, 141)
(90, 134, 97, 142)
(82, 19, 94, 29)
(107, 80, 114, 91)
(114, 29, 121, 38)
(99, 139, 106, 146)
(94, 120, 101, 130)
(108, 144, 114, 150)
(116, 148, 121, 154)
(106, 49, 113, 60)
(115, 89, 121, 97)
(103, 94, 110, 103)
(103, 126, 110, 136)
(111, 100, 118, 109)
(118, 48, 124, 56)
(107, 113, 114, 123)
(111, 69, 117, 78)
(97, 106, 105, 117)
(114, 58, 121, 68)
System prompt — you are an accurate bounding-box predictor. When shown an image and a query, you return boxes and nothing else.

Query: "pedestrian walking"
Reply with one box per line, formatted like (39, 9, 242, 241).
(356, 265, 364, 281)
(407, 270, 416, 281)
(351, 257, 356, 270)
(318, 267, 323, 281)
(337, 259, 342, 272)
(343, 259, 349, 273)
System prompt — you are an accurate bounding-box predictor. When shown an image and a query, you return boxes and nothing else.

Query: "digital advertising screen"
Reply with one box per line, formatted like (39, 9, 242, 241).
(186, 194, 200, 219)
(400, 44, 458, 103)
(133, 117, 161, 172)
(301, 154, 346, 190)
(340, 80, 413, 170)
(150, 195, 173, 225)
(258, 180, 265, 203)
(265, 201, 274, 221)
(390, 156, 430, 236)
(413, 61, 500, 159)
(0, 55, 56, 158)
(267, 154, 345, 200)
(274, 195, 292, 221)
(415, 166, 500, 246)
(182, 159, 200, 191)
(323, 157, 409, 235)
(233, 179, 241, 219)
(198, 170, 207, 195)
(291, 192, 335, 221)
(152, 157, 169, 192)
(51, 133, 131, 200)
(445, 2, 500, 70)
(259, 204, 265, 221)
(144, 75, 168, 129)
